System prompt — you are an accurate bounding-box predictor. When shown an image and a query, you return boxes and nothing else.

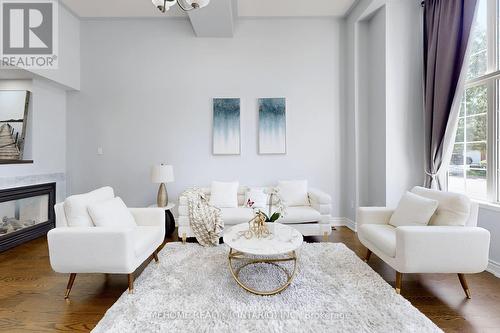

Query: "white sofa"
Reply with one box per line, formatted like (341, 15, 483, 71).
(357, 186, 490, 298)
(47, 187, 165, 298)
(178, 186, 332, 242)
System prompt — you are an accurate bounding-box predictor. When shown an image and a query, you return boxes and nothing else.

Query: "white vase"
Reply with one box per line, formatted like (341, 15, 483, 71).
(267, 222, 275, 234)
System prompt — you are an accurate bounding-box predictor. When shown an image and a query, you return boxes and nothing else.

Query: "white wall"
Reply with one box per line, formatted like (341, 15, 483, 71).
(27, 3, 81, 90)
(67, 18, 342, 213)
(342, 0, 424, 219)
(0, 79, 67, 201)
(384, 0, 424, 208)
(357, 7, 387, 207)
(477, 208, 500, 272)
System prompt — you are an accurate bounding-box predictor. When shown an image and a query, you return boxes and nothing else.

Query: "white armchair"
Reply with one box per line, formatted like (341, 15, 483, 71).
(48, 201, 165, 299)
(357, 187, 490, 298)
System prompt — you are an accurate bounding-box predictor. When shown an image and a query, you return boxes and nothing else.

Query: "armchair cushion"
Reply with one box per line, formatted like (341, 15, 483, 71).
(277, 180, 309, 206)
(411, 186, 470, 226)
(88, 197, 136, 228)
(358, 224, 396, 257)
(389, 191, 438, 227)
(64, 186, 114, 227)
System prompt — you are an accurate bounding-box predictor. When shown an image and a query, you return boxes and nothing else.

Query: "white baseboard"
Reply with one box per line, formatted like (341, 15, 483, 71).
(330, 217, 345, 227)
(487, 259, 500, 278)
(342, 218, 357, 232)
(330, 217, 357, 232)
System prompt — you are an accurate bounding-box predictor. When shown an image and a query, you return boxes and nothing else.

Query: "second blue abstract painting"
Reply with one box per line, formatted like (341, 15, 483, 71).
(213, 98, 241, 155)
(258, 98, 286, 154)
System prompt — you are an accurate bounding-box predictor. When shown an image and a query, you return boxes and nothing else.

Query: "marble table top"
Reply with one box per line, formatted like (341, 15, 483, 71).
(223, 223, 303, 256)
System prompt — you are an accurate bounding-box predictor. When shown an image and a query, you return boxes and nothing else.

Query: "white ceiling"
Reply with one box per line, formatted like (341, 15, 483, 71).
(61, 0, 356, 18)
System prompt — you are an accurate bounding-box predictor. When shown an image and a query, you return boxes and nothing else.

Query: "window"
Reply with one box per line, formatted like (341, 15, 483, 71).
(447, 0, 498, 201)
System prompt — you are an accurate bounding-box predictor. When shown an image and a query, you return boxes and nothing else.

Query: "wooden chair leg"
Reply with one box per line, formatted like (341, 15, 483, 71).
(128, 273, 134, 294)
(64, 273, 77, 299)
(152, 250, 159, 263)
(458, 273, 472, 299)
(323, 231, 328, 242)
(182, 233, 187, 244)
(364, 249, 372, 263)
(395, 271, 403, 294)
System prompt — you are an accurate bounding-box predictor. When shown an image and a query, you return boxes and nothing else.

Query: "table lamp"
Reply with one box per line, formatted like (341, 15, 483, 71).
(151, 164, 174, 207)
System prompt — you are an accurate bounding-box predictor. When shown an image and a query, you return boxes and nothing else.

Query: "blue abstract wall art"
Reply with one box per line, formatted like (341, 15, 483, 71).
(213, 98, 241, 155)
(258, 98, 286, 154)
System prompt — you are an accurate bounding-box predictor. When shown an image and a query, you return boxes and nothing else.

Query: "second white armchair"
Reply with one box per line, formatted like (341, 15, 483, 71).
(357, 186, 490, 298)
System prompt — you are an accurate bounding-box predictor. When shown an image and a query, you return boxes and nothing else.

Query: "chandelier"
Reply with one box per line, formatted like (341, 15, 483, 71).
(152, 0, 210, 12)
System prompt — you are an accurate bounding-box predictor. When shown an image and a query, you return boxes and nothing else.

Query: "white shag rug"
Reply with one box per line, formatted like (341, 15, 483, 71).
(92, 242, 442, 333)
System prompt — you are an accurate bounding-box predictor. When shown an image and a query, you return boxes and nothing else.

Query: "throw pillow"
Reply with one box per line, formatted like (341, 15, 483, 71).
(410, 186, 470, 226)
(87, 197, 137, 228)
(277, 180, 309, 207)
(389, 191, 439, 227)
(64, 186, 115, 227)
(209, 181, 239, 208)
(244, 188, 268, 208)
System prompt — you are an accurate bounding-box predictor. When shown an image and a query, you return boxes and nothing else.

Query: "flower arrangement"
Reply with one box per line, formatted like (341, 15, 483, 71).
(260, 188, 286, 222)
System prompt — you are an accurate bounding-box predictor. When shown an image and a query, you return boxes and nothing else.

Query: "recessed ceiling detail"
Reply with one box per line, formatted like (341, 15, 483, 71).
(238, 0, 356, 17)
(61, 0, 356, 18)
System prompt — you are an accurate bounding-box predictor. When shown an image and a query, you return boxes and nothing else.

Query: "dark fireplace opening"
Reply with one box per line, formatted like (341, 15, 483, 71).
(0, 183, 55, 252)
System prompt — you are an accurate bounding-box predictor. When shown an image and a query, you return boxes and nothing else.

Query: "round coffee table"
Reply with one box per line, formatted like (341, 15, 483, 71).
(223, 223, 303, 296)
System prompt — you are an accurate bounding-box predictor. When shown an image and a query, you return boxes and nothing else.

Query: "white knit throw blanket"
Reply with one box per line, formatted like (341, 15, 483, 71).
(181, 188, 223, 247)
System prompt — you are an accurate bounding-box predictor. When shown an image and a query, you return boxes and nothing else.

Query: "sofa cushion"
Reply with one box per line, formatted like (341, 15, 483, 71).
(277, 180, 309, 207)
(134, 226, 163, 257)
(411, 186, 470, 226)
(220, 208, 255, 224)
(359, 224, 397, 258)
(209, 181, 239, 208)
(87, 197, 137, 228)
(279, 206, 321, 224)
(64, 186, 115, 227)
(244, 188, 268, 208)
(389, 191, 438, 227)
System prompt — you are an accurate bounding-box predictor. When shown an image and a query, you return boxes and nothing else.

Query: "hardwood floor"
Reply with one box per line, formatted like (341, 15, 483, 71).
(0, 227, 499, 332)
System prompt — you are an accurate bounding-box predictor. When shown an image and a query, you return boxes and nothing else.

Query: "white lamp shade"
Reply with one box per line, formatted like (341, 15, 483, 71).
(151, 164, 174, 183)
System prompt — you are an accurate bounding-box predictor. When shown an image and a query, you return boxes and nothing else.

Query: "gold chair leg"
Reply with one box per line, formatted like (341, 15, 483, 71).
(458, 273, 472, 299)
(64, 273, 77, 299)
(182, 233, 187, 244)
(128, 273, 134, 294)
(323, 231, 328, 242)
(152, 250, 159, 263)
(364, 249, 372, 263)
(395, 271, 403, 294)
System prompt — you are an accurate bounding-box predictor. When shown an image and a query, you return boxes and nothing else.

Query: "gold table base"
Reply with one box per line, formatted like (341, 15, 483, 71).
(228, 248, 298, 296)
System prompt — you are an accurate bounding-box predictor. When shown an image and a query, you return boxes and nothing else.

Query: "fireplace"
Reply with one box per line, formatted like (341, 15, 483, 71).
(0, 183, 55, 252)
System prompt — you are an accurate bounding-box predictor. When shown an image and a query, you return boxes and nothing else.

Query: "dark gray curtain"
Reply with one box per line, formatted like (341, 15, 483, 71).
(423, 0, 477, 189)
